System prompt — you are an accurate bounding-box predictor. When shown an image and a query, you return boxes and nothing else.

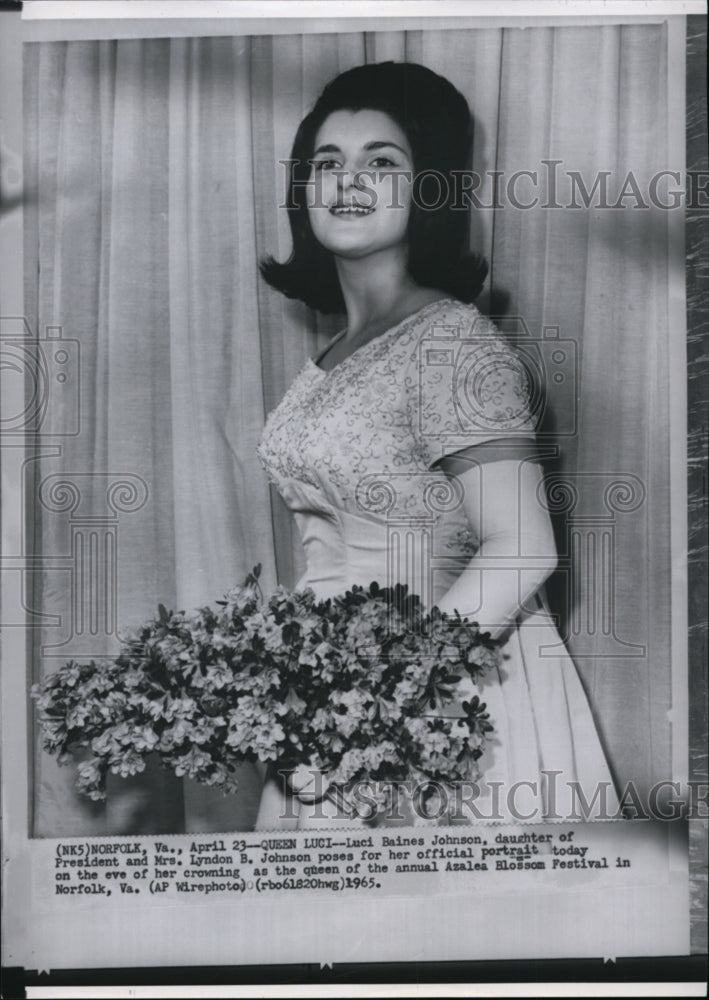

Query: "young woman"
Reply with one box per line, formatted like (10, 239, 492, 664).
(255, 62, 618, 829)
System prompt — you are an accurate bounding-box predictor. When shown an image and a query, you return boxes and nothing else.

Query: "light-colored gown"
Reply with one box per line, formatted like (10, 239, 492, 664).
(255, 298, 618, 828)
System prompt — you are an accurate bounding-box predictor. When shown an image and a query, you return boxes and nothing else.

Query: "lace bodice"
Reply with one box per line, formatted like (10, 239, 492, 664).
(256, 298, 536, 601)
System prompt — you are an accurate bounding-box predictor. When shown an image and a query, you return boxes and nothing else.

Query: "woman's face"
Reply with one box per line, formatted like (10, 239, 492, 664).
(306, 109, 414, 261)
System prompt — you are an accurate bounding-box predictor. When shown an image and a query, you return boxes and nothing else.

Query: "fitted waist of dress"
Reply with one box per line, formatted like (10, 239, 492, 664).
(292, 505, 385, 597)
(288, 498, 467, 606)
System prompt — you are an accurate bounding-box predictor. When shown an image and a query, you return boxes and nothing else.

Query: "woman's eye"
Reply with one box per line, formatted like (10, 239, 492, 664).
(313, 159, 340, 172)
(370, 156, 396, 168)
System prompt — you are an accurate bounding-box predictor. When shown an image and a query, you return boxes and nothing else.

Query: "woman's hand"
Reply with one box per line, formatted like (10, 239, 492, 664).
(286, 763, 331, 803)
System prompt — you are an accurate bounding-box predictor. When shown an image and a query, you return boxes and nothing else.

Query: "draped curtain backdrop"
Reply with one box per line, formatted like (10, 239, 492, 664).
(25, 25, 672, 835)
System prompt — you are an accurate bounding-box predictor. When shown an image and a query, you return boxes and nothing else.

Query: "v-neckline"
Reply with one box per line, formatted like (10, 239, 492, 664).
(310, 298, 456, 376)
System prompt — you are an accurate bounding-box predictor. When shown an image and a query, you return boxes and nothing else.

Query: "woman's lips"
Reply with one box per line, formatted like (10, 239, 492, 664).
(329, 204, 375, 216)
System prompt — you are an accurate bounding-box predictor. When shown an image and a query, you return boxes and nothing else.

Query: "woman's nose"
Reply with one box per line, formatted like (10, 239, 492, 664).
(337, 167, 365, 192)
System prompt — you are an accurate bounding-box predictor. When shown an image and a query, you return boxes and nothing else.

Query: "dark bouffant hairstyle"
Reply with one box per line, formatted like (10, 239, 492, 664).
(259, 61, 488, 314)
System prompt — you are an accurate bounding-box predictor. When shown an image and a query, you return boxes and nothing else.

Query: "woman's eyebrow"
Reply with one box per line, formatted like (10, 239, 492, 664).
(364, 140, 409, 156)
(312, 140, 409, 157)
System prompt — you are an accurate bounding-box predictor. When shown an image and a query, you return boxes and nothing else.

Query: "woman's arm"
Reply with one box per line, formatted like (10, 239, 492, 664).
(434, 454, 558, 639)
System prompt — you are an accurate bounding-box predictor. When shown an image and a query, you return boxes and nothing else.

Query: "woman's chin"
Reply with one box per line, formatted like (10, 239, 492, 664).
(309, 227, 408, 262)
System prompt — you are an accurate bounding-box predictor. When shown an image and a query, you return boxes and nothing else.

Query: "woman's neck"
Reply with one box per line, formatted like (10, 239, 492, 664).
(334, 250, 421, 339)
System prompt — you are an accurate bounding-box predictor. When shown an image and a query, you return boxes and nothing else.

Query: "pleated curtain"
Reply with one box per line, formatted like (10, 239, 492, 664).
(25, 23, 672, 835)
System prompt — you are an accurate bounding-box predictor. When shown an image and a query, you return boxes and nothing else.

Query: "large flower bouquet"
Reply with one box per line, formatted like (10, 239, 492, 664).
(32, 567, 498, 816)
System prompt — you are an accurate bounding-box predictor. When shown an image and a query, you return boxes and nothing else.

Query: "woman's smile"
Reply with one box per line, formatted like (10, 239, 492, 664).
(329, 202, 375, 218)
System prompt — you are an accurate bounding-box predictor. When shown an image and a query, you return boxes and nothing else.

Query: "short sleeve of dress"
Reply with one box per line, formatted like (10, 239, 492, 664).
(404, 303, 538, 468)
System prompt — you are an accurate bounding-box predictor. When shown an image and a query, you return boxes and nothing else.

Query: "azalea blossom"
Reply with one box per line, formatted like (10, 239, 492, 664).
(32, 569, 497, 803)
(110, 749, 147, 778)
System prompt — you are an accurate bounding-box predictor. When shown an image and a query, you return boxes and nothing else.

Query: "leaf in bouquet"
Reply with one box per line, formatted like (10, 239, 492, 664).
(156, 603, 176, 626)
(243, 564, 263, 593)
(378, 697, 393, 723)
(421, 665, 457, 710)
(281, 620, 302, 647)
(461, 696, 493, 735)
